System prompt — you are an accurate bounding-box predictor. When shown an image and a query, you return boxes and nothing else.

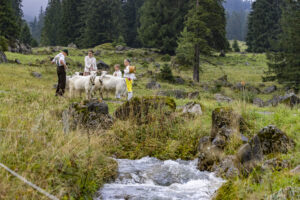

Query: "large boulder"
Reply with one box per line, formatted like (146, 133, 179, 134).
(115, 96, 176, 124)
(182, 102, 202, 115)
(213, 155, 240, 179)
(8, 40, 32, 54)
(0, 51, 7, 63)
(253, 97, 265, 107)
(265, 93, 300, 107)
(65, 99, 113, 131)
(68, 43, 77, 48)
(97, 60, 110, 71)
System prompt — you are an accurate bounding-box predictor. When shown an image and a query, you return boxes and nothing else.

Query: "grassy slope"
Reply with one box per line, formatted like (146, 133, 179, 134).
(0, 44, 299, 199)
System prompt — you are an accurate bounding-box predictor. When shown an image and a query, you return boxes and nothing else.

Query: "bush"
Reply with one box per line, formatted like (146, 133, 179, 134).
(161, 54, 171, 62)
(232, 40, 240, 52)
(0, 36, 8, 51)
(159, 64, 174, 82)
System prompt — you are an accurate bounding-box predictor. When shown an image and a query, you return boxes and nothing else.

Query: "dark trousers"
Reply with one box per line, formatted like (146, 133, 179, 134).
(56, 66, 66, 96)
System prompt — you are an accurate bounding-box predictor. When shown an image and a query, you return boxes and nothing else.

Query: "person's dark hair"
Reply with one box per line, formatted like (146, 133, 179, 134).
(62, 49, 69, 55)
(125, 58, 131, 63)
(88, 50, 94, 54)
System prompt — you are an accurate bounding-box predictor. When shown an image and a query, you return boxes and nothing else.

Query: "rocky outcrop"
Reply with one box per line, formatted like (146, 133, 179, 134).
(8, 40, 32, 54)
(0, 51, 7, 63)
(115, 96, 176, 124)
(97, 60, 110, 71)
(182, 102, 202, 115)
(263, 85, 277, 94)
(68, 43, 77, 48)
(290, 165, 300, 174)
(65, 99, 113, 131)
(188, 92, 199, 99)
(253, 97, 264, 107)
(265, 93, 300, 107)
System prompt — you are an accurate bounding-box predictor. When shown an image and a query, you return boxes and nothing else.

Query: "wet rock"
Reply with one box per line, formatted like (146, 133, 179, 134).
(144, 57, 154, 63)
(146, 81, 161, 90)
(0, 51, 7, 63)
(173, 76, 185, 85)
(68, 43, 77, 48)
(215, 94, 233, 103)
(97, 60, 110, 71)
(263, 85, 277, 94)
(188, 91, 199, 99)
(262, 158, 289, 171)
(290, 165, 300, 174)
(115, 96, 176, 124)
(31, 72, 42, 78)
(253, 97, 264, 107)
(67, 99, 113, 131)
(157, 90, 187, 99)
(182, 102, 202, 115)
(15, 59, 21, 64)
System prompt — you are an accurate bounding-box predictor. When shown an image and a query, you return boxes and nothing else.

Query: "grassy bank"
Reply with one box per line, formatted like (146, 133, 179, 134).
(0, 44, 299, 199)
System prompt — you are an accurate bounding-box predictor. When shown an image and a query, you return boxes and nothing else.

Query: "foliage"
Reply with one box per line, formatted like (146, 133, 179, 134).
(159, 64, 174, 82)
(161, 54, 171, 62)
(138, 0, 191, 54)
(0, 36, 8, 51)
(29, 7, 45, 43)
(246, 0, 283, 53)
(264, 0, 300, 92)
(20, 21, 32, 45)
(0, 0, 19, 41)
(232, 40, 240, 52)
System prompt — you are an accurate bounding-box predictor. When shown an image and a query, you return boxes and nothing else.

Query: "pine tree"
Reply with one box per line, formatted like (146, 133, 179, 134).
(246, 0, 283, 53)
(41, 0, 62, 46)
(138, 0, 191, 54)
(20, 21, 32, 45)
(30, 7, 45, 43)
(0, 0, 19, 42)
(78, 0, 123, 48)
(264, 0, 300, 91)
(176, 0, 228, 82)
(60, 0, 82, 46)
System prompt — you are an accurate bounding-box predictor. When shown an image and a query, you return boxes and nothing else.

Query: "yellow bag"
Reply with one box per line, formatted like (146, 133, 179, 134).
(129, 66, 136, 73)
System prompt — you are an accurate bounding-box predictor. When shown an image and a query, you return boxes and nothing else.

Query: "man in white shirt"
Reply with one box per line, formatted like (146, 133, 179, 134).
(84, 50, 97, 76)
(52, 49, 68, 96)
(124, 59, 135, 100)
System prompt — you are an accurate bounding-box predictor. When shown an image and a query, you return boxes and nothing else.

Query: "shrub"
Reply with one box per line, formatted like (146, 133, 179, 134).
(232, 40, 240, 52)
(0, 36, 8, 51)
(159, 64, 174, 82)
(161, 54, 171, 62)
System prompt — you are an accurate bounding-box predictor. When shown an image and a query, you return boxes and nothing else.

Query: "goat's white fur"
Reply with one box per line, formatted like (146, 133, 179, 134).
(69, 74, 96, 100)
(94, 74, 127, 99)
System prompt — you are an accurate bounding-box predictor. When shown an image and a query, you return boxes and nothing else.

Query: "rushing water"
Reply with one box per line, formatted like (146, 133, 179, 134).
(96, 157, 224, 200)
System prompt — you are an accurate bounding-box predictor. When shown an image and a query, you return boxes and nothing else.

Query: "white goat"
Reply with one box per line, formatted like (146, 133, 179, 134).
(94, 74, 127, 99)
(69, 74, 96, 100)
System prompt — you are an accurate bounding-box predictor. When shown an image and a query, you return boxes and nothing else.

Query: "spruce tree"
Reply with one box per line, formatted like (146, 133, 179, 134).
(176, 0, 228, 82)
(0, 0, 19, 42)
(30, 7, 45, 43)
(246, 0, 283, 52)
(60, 0, 82, 46)
(20, 21, 32, 45)
(232, 40, 240, 52)
(264, 0, 300, 91)
(41, 0, 62, 46)
(78, 0, 123, 48)
(122, 0, 145, 47)
(138, 0, 191, 54)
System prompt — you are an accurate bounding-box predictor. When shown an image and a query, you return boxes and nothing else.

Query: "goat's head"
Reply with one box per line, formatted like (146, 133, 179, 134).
(90, 75, 96, 86)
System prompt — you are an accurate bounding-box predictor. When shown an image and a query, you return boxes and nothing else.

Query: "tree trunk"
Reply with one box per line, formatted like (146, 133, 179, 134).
(193, 44, 200, 82)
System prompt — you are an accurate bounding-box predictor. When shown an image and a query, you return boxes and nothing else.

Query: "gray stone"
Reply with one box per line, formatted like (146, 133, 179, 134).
(268, 187, 300, 200)
(67, 43, 77, 48)
(15, 59, 21, 64)
(263, 85, 277, 94)
(97, 60, 110, 70)
(94, 50, 101, 56)
(173, 76, 185, 85)
(253, 98, 264, 107)
(262, 158, 289, 171)
(154, 63, 160, 68)
(215, 93, 233, 103)
(0, 51, 7, 63)
(214, 155, 240, 179)
(212, 135, 226, 149)
(188, 92, 200, 99)
(146, 81, 161, 90)
(197, 136, 210, 151)
(290, 165, 300, 174)
(241, 134, 249, 143)
(265, 93, 300, 107)
(157, 90, 187, 99)
(31, 72, 42, 78)
(8, 40, 32, 54)
(182, 102, 202, 115)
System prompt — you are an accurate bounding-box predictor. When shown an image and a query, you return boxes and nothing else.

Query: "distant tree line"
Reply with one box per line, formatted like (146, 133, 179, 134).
(0, 0, 37, 50)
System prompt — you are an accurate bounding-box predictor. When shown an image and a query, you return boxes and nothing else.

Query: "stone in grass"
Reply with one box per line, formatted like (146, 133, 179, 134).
(115, 96, 176, 124)
(215, 93, 233, 103)
(15, 59, 21, 64)
(0, 51, 7, 63)
(253, 97, 265, 107)
(268, 187, 300, 200)
(157, 90, 187, 99)
(263, 85, 277, 94)
(188, 91, 199, 99)
(182, 102, 202, 115)
(31, 72, 42, 78)
(290, 165, 300, 174)
(146, 81, 161, 90)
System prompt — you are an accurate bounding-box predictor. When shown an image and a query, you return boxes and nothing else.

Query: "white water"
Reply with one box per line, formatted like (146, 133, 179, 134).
(96, 157, 224, 200)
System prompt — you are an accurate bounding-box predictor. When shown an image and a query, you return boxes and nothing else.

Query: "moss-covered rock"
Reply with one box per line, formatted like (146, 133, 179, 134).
(115, 96, 176, 124)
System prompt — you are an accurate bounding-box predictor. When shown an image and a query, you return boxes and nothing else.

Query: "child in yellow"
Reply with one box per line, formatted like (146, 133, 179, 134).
(123, 59, 136, 100)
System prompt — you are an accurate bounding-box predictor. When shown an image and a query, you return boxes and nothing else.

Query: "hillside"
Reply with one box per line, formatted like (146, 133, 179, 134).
(0, 44, 299, 199)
